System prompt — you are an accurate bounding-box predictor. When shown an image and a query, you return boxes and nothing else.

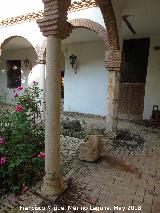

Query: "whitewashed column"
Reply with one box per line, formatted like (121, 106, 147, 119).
(36, 60, 46, 120)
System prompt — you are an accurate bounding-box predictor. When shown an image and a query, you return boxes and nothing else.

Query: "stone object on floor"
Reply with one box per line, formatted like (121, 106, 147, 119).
(61, 119, 82, 132)
(76, 134, 103, 162)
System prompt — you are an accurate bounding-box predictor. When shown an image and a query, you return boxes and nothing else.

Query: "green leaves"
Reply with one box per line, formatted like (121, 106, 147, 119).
(0, 83, 45, 195)
(0, 140, 45, 194)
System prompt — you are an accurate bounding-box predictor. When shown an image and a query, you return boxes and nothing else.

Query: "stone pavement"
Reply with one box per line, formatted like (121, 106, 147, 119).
(0, 118, 160, 213)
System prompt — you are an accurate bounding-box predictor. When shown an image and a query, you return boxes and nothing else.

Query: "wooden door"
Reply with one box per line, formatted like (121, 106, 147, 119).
(119, 38, 150, 120)
(119, 83, 145, 120)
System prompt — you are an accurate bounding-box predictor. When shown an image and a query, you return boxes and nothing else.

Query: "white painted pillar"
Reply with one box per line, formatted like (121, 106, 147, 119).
(36, 61, 46, 120)
(41, 36, 63, 195)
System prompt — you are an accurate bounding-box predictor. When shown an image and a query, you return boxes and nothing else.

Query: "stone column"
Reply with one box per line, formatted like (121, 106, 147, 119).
(37, 0, 72, 196)
(42, 36, 62, 195)
(105, 50, 122, 132)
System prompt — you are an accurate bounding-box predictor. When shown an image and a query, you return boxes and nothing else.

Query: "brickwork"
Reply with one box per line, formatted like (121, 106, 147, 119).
(0, 1, 98, 28)
(69, 18, 109, 48)
(0, 0, 119, 48)
(96, 0, 120, 50)
(105, 49, 122, 71)
(36, 17, 121, 66)
(37, 0, 73, 39)
(0, 0, 121, 68)
(69, 0, 97, 12)
(70, 0, 120, 52)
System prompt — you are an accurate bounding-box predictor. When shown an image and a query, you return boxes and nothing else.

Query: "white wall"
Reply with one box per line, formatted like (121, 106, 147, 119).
(0, 47, 44, 104)
(0, 21, 44, 49)
(143, 36, 160, 119)
(63, 40, 108, 116)
(68, 7, 105, 28)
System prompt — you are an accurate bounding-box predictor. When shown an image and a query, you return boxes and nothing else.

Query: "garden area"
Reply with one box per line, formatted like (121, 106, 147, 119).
(0, 81, 159, 212)
(0, 82, 106, 199)
(0, 83, 160, 213)
(0, 82, 45, 196)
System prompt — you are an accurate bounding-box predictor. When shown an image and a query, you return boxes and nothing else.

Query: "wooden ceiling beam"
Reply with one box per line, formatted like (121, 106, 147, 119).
(122, 15, 136, 35)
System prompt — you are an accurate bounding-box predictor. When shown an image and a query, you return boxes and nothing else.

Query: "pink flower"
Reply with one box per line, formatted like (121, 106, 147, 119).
(33, 81, 38, 85)
(0, 137, 5, 144)
(38, 152, 45, 159)
(14, 93, 19, 97)
(17, 86, 24, 90)
(16, 105, 24, 112)
(0, 157, 6, 165)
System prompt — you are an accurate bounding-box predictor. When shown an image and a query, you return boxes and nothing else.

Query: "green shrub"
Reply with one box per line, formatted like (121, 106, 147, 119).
(0, 82, 45, 195)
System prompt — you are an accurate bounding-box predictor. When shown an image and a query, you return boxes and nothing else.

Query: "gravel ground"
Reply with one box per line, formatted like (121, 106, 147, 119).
(0, 112, 160, 212)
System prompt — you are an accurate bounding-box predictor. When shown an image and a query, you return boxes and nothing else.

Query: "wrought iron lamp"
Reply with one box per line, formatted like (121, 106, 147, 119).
(23, 58, 32, 69)
(154, 46, 160, 51)
(69, 54, 78, 73)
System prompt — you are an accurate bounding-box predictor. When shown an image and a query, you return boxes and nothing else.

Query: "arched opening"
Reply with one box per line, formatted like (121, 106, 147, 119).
(69, 0, 120, 49)
(62, 27, 107, 117)
(69, 18, 109, 48)
(0, 36, 38, 104)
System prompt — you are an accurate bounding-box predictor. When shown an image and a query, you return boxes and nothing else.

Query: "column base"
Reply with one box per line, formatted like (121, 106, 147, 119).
(106, 118, 118, 132)
(41, 176, 64, 196)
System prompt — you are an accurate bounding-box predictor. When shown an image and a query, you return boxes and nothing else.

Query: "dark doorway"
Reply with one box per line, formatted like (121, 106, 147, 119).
(119, 38, 150, 120)
(6, 60, 21, 88)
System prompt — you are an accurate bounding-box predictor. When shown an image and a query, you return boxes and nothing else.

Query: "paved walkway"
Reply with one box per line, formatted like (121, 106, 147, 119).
(0, 118, 160, 213)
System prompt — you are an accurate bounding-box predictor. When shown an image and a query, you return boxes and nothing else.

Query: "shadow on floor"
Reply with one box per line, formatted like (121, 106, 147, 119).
(102, 155, 142, 178)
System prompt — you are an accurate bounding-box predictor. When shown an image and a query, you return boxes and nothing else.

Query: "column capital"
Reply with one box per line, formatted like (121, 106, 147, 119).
(105, 49, 122, 71)
(37, 0, 73, 39)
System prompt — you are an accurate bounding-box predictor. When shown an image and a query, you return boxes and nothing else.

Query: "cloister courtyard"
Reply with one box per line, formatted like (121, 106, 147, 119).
(0, 0, 160, 212)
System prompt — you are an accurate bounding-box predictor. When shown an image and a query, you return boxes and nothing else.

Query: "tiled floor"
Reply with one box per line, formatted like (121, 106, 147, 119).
(0, 118, 160, 213)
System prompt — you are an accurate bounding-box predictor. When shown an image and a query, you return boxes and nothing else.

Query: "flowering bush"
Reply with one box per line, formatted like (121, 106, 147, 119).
(0, 137, 5, 144)
(16, 105, 24, 112)
(17, 86, 24, 91)
(0, 156, 6, 165)
(0, 82, 45, 195)
(38, 152, 45, 159)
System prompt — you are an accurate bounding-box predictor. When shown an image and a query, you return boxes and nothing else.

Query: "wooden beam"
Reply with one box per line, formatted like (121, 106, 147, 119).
(122, 15, 136, 35)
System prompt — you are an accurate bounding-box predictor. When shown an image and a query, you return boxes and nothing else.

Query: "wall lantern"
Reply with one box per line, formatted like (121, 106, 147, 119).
(154, 46, 160, 51)
(23, 58, 32, 70)
(69, 54, 78, 73)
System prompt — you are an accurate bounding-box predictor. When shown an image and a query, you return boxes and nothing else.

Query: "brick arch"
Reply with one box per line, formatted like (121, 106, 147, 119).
(69, 18, 109, 48)
(0, 36, 38, 57)
(67, 0, 119, 50)
(96, 0, 120, 49)
(37, 19, 109, 58)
